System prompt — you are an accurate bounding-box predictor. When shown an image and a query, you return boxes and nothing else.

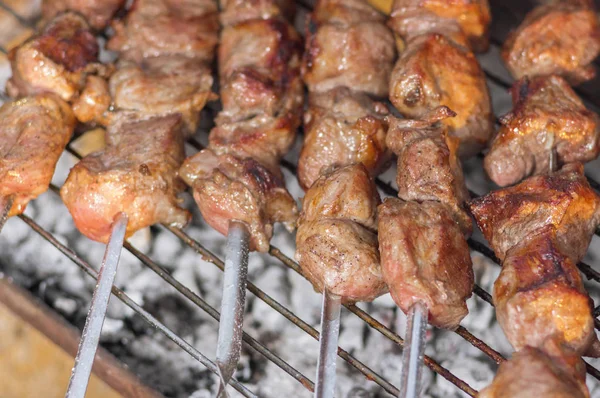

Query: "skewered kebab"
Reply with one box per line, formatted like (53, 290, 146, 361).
(178, 0, 302, 392)
(42, 0, 126, 30)
(295, 1, 395, 395)
(388, 0, 493, 157)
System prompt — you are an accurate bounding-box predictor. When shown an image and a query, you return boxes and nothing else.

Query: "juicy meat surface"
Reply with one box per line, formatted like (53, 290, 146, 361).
(502, 0, 600, 84)
(389, 33, 493, 157)
(61, 113, 190, 243)
(219, 0, 295, 26)
(298, 88, 391, 191)
(479, 340, 589, 398)
(107, 0, 219, 63)
(494, 230, 595, 354)
(378, 198, 473, 329)
(72, 75, 112, 125)
(109, 56, 215, 136)
(42, 0, 125, 30)
(484, 75, 600, 187)
(386, 106, 471, 234)
(296, 164, 387, 302)
(0, 95, 75, 217)
(179, 149, 298, 252)
(7, 12, 107, 102)
(469, 163, 600, 263)
(302, 0, 396, 98)
(390, 0, 491, 52)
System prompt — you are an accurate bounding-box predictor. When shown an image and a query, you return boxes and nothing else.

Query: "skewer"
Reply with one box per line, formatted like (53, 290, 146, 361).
(216, 220, 250, 397)
(315, 289, 342, 398)
(0, 195, 14, 233)
(398, 301, 429, 398)
(65, 212, 128, 398)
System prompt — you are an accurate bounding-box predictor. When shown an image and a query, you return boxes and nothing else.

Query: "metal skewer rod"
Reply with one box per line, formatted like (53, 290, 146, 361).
(0, 195, 14, 233)
(314, 289, 342, 398)
(216, 220, 250, 397)
(65, 212, 128, 398)
(399, 301, 429, 398)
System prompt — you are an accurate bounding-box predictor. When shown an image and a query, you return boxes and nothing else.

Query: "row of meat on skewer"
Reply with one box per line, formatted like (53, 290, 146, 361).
(2, 0, 600, 396)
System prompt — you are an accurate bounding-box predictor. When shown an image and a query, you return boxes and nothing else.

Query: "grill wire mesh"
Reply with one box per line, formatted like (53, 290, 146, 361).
(2, 0, 600, 396)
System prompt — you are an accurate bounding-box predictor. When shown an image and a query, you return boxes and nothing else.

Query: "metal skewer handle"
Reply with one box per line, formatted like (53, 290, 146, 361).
(66, 212, 128, 398)
(216, 220, 250, 397)
(315, 289, 342, 398)
(399, 301, 429, 398)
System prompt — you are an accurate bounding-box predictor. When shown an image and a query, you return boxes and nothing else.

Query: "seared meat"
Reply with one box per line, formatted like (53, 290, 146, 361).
(0, 95, 75, 217)
(109, 56, 216, 136)
(298, 88, 391, 191)
(469, 163, 600, 263)
(389, 33, 493, 157)
(302, 0, 396, 98)
(389, 0, 491, 52)
(72, 75, 112, 125)
(484, 75, 600, 187)
(386, 106, 471, 233)
(7, 12, 108, 102)
(61, 113, 190, 243)
(107, 0, 219, 63)
(42, 0, 125, 30)
(502, 0, 600, 84)
(296, 164, 387, 302)
(479, 339, 590, 398)
(378, 198, 473, 329)
(179, 149, 297, 252)
(220, 0, 294, 26)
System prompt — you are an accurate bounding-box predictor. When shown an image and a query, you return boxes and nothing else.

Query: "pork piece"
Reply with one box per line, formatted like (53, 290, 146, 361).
(378, 198, 473, 329)
(502, 0, 600, 84)
(469, 163, 600, 263)
(179, 149, 297, 253)
(298, 88, 391, 191)
(386, 106, 471, 234)
(61, 113, 190, 243)
(42, 0, 125, 30)
(109, 56, 215, 136)
(302, 0, 396, 98)
(485, 75, 600, 187)
(389, 33, 493, 157)
(219, 0, 294, 26)
(7, 12, 108, 102)
(217, 18, 303, 125)
(494, 230, 595, 354)
(389, 0, 491, 52)
(72, 75, 111, 125)
(0, 95, 75, 217)
(479, 339, 589, 398)
(296, 164, 387, 302)
(107, 0, 219, 63)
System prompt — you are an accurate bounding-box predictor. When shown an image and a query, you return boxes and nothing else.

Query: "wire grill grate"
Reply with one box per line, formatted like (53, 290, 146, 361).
(2, 0, 600, 396)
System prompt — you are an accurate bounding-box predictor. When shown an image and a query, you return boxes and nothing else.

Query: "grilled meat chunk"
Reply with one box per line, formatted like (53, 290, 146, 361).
(302, 0, 396, 98)
(389, 33, 493, 157)
(219, 0, 295, 26)
(179, 149, 298, 253)
(469, 163, 600, 263)
(484, 75, 600, 187)
(61, 113, 190, 243)
(502, 0, 600, 84)
(0, 95, 75, 217)
(72, 75, 111, 125)
(479, 339, 590, 398)
(42, 0, 125, 30)
(389, 0, 491, 52)
(109, 56, 215, 136)
(378, 198, 473, 329)
(7, 12, 108, 102)
(298, 88, 391, 191)
(386, 107, 471, 233)
(296, 164, 387, 302)
(107, 0, 219, 63)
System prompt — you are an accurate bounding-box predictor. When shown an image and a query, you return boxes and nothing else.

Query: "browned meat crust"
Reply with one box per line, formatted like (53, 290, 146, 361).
(220, 0, 295, 26)
(42, 0, 125, 30)
(502, 0, 600, 84)
(485, 75, 600, 187)
(0, 95, 75, 217)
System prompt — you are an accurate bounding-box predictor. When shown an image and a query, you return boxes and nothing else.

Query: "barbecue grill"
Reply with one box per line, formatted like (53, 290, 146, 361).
(1, 0, 600, 396)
